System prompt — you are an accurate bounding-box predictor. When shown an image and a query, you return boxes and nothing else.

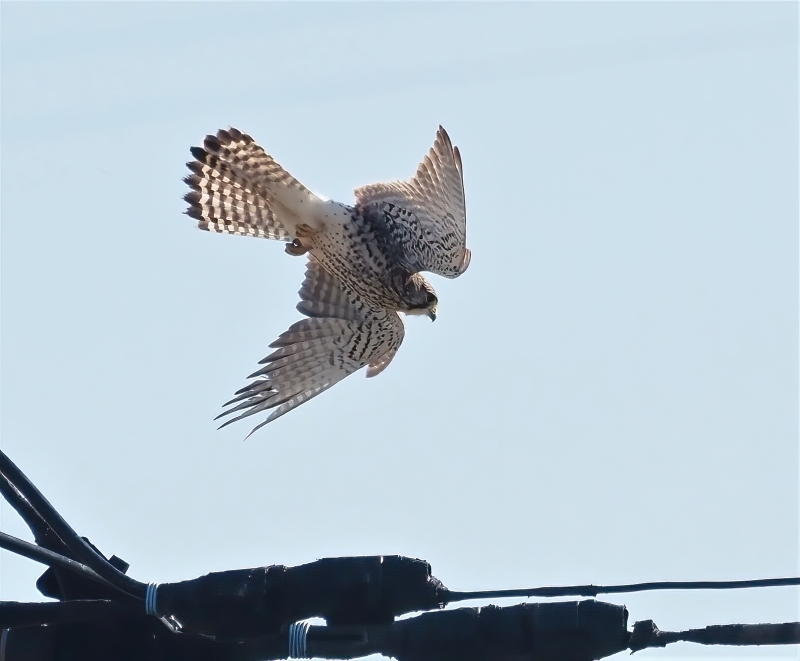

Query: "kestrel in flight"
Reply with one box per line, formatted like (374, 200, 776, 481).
(184, 126, 470, 434)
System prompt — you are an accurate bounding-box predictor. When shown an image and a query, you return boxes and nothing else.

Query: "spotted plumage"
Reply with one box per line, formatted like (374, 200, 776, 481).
(183, 126, 470, 433)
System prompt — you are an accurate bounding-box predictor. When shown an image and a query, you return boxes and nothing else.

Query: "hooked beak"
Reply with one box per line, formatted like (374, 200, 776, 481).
(427, 308, 437, 322)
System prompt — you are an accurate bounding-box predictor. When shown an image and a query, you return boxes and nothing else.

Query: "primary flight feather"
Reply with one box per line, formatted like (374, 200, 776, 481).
(183, 126, 470, 434)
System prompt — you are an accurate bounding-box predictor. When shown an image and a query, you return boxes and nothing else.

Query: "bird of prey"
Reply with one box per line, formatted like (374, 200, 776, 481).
(183, 126, 470, 434)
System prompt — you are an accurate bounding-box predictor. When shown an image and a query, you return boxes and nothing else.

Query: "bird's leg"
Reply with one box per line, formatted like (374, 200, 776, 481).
(285, 239, 308, 256)
(295, 223, 318, 239)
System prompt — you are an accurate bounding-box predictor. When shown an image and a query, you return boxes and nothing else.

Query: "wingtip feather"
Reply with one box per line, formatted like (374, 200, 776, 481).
(242, 418, 270, 440)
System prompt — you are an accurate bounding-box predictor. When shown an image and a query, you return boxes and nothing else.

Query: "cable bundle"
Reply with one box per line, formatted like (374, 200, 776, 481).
(0, 449, 798, 661)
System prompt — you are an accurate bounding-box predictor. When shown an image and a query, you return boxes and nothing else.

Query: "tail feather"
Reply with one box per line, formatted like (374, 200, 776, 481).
(183, 146, 290, 241)
(203, 129, 313, 196)
(186, 128, 325, 239)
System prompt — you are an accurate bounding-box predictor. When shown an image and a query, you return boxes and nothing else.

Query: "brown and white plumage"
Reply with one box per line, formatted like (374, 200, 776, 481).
(184, 131, 290, 240)
(183, 126, 470, 432)
(354, 127, 471, 278)
(216, 259, 404, 435)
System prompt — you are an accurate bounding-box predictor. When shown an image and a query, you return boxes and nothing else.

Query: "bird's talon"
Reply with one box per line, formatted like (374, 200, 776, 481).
(285, 239, 308, 256)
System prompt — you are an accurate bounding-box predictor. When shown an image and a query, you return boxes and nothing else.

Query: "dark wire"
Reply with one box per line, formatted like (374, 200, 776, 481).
(0, 449, 146, 600)
(0, 530, 134, 599)
(2, 447, 798, 609)
(447, 576, 800, 602)
(0, 599, 141, 629)
(0, 472, 54, 546)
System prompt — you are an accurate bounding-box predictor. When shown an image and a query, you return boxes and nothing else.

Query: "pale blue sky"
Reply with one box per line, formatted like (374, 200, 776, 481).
(1, 3, 798, 659)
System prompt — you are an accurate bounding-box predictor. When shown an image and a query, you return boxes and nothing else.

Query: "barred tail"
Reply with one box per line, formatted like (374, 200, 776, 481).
(183, 128, 299, 241)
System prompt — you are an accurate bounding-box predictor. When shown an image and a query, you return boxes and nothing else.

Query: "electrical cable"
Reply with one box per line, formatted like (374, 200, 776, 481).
(0, 531, 128, 597)
(446, 576, 800, 602)
(0, 450, 145, 600)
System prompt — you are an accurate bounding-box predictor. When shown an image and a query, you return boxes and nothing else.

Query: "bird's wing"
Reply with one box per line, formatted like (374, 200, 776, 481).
(295, 256, 364, 322)
(354, 126, 471, 278)
(217, 258, 405, 435)
(183, 128, 321, 241)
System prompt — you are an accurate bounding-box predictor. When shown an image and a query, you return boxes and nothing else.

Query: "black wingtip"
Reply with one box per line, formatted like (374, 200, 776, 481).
(438, 125, 452, 149)
(233, 382, 260, 396)
(246, 366, 272, 379)
(242, 423, 266, 441)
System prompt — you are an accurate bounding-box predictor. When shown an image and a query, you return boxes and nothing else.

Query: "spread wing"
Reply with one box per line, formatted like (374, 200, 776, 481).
(354, 126, 471, 278)
(216, 258, 405, 435)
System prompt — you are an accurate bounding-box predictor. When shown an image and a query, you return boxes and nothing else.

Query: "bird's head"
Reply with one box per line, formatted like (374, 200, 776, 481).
(403, 273, 438, 321)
